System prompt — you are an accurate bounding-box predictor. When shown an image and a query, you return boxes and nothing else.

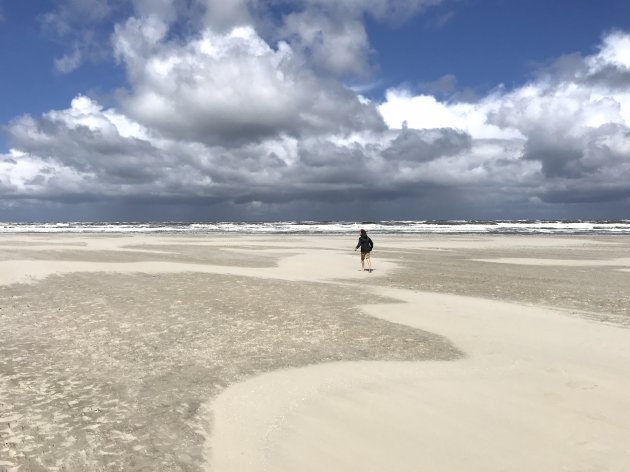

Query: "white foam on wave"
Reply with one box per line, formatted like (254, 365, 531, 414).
(1, 220, 630, 234)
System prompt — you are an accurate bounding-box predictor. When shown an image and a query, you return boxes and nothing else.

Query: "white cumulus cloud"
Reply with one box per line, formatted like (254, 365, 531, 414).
(378, 31, 630, 205)
(113, 18, 385, 145)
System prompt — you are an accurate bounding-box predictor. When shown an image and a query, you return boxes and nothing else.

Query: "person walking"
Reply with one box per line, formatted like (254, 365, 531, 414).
(355, 229, 374, 272)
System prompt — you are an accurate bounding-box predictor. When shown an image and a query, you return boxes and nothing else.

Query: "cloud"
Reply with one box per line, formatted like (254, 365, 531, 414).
(198, 0, 254, 32)
(417, 74, 479, 102)
(39, 0, 119, 73)
(378, 31, 630, 210)
(113, 19, 385, 145)
(306, 0, 444, 21)
(39, 0, 200, 73)
(279, 11, 370, 77)
(3, 5, 630, 219)
(382, 128, 472, 162)
(54, 46, 83, 74)
(379, 88, 522, 140)
(107, 0, 447, 144)
(131, 0, 181, 24)
(433, 10, 454, 29)
(274, 0, 444, 77)
(4, 93, 487, 210)
(40, 0, 113, 35)
(41, 0, 444, 77)
(6, 97, 168, 188)
(588, 31, 630, 71)
(418, 74, 458, 95)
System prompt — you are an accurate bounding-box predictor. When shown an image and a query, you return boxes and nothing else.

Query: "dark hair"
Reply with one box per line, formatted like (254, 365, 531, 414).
(360, 229, 367, 236)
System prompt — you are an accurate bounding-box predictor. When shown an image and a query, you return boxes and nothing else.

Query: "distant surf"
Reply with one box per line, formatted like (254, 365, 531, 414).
(1, 220, 630, 234)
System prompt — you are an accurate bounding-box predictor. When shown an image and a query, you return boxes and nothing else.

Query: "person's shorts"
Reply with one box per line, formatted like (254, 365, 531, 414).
(361, 251, 371, 261)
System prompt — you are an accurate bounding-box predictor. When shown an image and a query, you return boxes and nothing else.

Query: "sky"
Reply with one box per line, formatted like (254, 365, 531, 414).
(1, 0, 630, 221)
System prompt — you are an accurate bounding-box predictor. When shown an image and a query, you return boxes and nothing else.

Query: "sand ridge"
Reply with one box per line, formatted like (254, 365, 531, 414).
(207, 287, 630, 472)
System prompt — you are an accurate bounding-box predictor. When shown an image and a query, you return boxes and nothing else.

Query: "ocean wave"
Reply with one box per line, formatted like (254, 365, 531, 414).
(1, 220, 630, 234)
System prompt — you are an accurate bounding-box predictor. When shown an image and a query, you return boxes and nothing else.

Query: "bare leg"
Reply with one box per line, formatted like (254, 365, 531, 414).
(367, 255, 372, 272)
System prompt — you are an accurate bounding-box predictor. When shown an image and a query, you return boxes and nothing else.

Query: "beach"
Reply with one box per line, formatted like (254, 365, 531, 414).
(1, 233, 629, 471)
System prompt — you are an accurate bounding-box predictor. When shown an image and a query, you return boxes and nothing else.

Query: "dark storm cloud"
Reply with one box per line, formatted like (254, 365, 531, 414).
(8, 113, 164, 183)
(519, 123, 630, 179)
(382, 128, 472, 162)
(522, 136, 586, 179)
(298, 140, 366, 169)
(541, 185, 630, 204)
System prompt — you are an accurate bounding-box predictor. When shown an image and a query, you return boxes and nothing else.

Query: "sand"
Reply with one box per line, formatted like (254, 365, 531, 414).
(1, 234, 629, 471)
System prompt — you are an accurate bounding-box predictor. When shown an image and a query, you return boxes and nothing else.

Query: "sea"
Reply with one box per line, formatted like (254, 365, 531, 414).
(1, 220, 630, 235)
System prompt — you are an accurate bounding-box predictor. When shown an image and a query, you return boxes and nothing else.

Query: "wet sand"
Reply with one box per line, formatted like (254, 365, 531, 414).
(1, 234, 629, 471)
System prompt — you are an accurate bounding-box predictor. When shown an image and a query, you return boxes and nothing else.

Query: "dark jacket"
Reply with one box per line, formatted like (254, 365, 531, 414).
(356, 235, 374, 253)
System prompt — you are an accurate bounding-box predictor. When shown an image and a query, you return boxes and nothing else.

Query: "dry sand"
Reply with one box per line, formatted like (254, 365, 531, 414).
(1, 234, 629, 471)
